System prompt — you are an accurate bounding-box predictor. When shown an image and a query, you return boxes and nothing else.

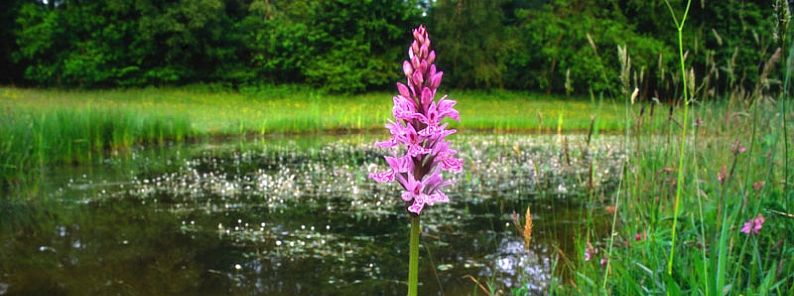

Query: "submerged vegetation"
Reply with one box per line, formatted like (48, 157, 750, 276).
(0, 134, 622, 295)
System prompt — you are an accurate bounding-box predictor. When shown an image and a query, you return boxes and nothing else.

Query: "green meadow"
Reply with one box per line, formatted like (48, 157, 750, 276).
(1, 86, 625, 134)
(0, 86, 624, 180)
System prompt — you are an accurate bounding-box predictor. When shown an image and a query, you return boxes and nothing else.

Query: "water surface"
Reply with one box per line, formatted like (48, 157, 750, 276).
(0, 133, 622, 295)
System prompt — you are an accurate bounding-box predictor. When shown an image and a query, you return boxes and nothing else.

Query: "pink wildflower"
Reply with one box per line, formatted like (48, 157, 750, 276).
(731, 140, 747, 155)
(369, 25, 461, 215)
(741, 214, 765, 235)
(718, 165, 727, 184)
(584, 242, 597, 262)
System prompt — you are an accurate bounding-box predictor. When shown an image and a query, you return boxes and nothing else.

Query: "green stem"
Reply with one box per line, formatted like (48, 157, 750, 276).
(666, 0, 692, 277)
(408, 215, 420, 296)
(778, 14, 792, 288)
(692, 120, 709, 296)
(785, 76, 790, 211)
(602, 69, 631, 290)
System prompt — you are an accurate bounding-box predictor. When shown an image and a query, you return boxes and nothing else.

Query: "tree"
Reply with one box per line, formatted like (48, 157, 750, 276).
(0, 0, 23, 84)
(302, 0, 423, 92)
(430, 0, 511, 89)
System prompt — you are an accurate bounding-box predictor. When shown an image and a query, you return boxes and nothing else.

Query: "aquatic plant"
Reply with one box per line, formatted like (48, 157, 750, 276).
(369, 25, 462, 296)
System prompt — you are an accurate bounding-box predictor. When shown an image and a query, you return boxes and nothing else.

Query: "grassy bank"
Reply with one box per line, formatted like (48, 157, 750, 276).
(1, 86, 625, 134)
(551, 96, 794, 294)
(0, 86, 625, 183)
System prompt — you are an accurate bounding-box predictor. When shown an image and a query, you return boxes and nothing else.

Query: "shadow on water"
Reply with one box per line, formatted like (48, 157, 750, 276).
(0, 133, 621, 295)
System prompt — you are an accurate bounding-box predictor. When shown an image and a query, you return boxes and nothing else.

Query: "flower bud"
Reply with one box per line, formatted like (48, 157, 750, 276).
(403, 61, 413, 77)
(427, 50, 436, 65)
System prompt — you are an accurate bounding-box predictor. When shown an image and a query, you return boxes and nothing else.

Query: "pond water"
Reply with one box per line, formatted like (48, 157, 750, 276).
(0, 133, 622, 295)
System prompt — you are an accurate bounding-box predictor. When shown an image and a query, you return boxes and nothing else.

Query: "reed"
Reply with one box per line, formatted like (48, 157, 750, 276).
(0, 106, 193, 185)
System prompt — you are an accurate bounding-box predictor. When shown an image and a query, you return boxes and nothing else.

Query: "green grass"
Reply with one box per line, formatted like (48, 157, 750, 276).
(555, 94, 794, 295)
(559, 2, 793, 293)
(0, 86, 625, 134)
(0, 106, 193, 183)
(0, 85, 624, 184)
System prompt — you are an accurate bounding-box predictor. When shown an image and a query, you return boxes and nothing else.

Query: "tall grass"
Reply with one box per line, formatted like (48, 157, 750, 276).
(1, 87, 627, 134)
(556, 2, 794, 293)
(0, 107, 193, 185)
(558, 96, 793, 295)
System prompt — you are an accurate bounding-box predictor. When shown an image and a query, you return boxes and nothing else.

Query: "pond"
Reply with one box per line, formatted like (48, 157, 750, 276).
(0, 133, 623, 295)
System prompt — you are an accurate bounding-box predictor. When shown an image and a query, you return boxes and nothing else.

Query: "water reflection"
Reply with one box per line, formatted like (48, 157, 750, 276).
(0, 134, 620, 295)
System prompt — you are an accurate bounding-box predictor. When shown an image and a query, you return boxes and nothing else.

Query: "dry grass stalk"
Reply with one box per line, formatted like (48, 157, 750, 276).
(511, 206, 533, 250)
(523, 206, 533, 250)
(463, 275, 493, 296)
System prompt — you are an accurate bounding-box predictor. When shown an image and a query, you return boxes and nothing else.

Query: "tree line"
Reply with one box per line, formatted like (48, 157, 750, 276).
(0, 0, 781, 96)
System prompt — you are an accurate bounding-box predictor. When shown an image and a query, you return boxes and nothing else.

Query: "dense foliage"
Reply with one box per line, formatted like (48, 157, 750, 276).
(0, 0, 781, 95)
(4, 0, 423, 92)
